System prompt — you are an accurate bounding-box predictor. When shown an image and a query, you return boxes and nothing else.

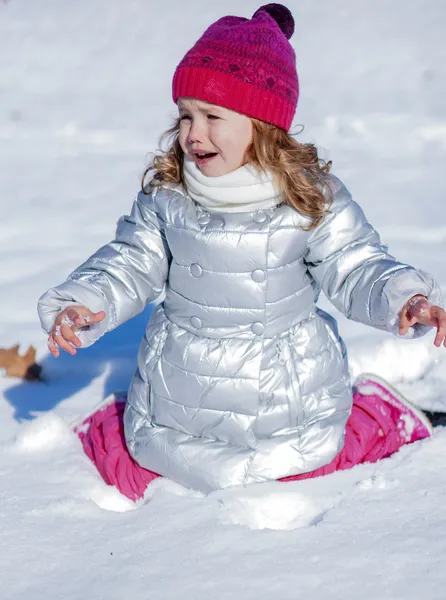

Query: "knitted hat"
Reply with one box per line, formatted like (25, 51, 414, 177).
(172, 4, 298, 131)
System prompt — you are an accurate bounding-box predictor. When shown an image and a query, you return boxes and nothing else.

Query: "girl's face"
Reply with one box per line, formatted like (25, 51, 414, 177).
(178, 97, 253, 177)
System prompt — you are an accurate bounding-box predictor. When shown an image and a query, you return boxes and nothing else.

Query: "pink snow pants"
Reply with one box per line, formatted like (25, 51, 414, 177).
(76, 380, 431, 501)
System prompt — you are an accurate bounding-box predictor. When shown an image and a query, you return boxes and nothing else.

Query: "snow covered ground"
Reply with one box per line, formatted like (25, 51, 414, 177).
(1, 1, 446, 598)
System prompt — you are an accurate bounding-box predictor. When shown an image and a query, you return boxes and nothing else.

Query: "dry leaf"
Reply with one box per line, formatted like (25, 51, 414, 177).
(0, 345, 42, 380)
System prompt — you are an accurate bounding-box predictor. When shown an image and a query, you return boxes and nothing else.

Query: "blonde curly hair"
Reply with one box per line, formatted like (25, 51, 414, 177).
(142, 118, 332, 231)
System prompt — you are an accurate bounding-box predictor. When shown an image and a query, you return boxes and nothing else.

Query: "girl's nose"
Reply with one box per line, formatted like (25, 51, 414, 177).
(187, 120, 204, 145)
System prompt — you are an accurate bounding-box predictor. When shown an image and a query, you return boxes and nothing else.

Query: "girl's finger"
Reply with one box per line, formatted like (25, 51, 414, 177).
(52, 327, 77, 356)
(90, 310, 106, 323)
(406, 315, 420, 327)
(66, 308, 82, 326)
(65, 308, 105, 327)
(434, 325, 446, 347)
(48, 333, 60, 358)
(60, 323, 82, 348)
(399, 314, 410, 335)
(406, 296, 429, 317)
(433, 311, 446, 347)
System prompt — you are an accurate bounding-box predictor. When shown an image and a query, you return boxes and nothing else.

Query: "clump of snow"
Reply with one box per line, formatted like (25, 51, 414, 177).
(13, 413, 72, 452)
(216, 483, 333, 531)
(400, 414, 416, 438)
(80, 475, 137, 513)
(356, 473, 399, 491)
(348, 334, 442, 384)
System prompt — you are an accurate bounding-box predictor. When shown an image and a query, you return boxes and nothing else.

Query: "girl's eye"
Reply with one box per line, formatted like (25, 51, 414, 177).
(180, 115, 191, 121)
(207, 114, 219, 120)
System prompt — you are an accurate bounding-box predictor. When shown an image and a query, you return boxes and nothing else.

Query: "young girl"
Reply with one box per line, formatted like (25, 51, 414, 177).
(38, 4, 446, 498)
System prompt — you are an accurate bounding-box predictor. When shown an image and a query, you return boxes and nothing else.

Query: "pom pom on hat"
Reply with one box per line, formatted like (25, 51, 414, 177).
(253, 4, 295, 40)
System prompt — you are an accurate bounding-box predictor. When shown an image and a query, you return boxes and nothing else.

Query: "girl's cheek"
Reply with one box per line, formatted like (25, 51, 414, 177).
(178, 129, 188, 152)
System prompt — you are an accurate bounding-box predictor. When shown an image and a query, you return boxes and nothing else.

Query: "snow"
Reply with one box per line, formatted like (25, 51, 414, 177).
(1, 0, 446, 597)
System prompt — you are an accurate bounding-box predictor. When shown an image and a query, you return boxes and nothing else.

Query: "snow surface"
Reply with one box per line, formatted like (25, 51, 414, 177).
(1, 0, 446, 598)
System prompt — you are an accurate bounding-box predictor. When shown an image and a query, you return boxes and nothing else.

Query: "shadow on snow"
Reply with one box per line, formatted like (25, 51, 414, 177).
(4, 306, 153, 421)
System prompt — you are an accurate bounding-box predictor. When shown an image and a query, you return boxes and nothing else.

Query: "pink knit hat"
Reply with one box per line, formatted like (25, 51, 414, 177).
(172, 4, 298, 131)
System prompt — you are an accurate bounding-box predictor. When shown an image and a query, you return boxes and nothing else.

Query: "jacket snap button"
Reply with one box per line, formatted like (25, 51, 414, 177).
(197, 213, 210, 226)
(251, 269, 265, 283)
(190, 263, 203, 278)
(190, 316, 203, 329)
(253, 211, 267, 223)
(251, 322, 264, 335)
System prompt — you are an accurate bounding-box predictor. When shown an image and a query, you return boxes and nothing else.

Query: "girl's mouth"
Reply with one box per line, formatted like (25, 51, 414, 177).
(194, 152, 218, 166)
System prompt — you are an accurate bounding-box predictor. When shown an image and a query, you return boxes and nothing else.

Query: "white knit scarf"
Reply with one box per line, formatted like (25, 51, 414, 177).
(183, 156, 281, 213)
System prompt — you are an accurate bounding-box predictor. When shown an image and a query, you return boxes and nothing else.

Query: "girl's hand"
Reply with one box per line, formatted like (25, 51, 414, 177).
(399, 295, 446, 347)
(48, 306, 106, 358)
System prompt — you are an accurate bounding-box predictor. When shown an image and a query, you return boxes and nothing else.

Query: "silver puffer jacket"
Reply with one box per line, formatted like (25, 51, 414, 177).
(38, 176, 441, 492)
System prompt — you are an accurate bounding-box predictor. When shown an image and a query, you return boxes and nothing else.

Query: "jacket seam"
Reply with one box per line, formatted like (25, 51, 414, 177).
(156, 356, 257, 381)
(172, 255, 303, 274)
(173, 262, 260, 276)
(164, 315, 296, 340)
(164, 219, 307, 234)
(369, 264, 413, 321)
(167, 287, 265, 312)
(151, 390, 258, 417)
(85, 254, 166, 285)
(136, 197, 167, 227)
(166, 224, 311, 234)
(266, 284, 312, 306)
(165, 224, 270, 234)
(168, 282, 312, 308)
